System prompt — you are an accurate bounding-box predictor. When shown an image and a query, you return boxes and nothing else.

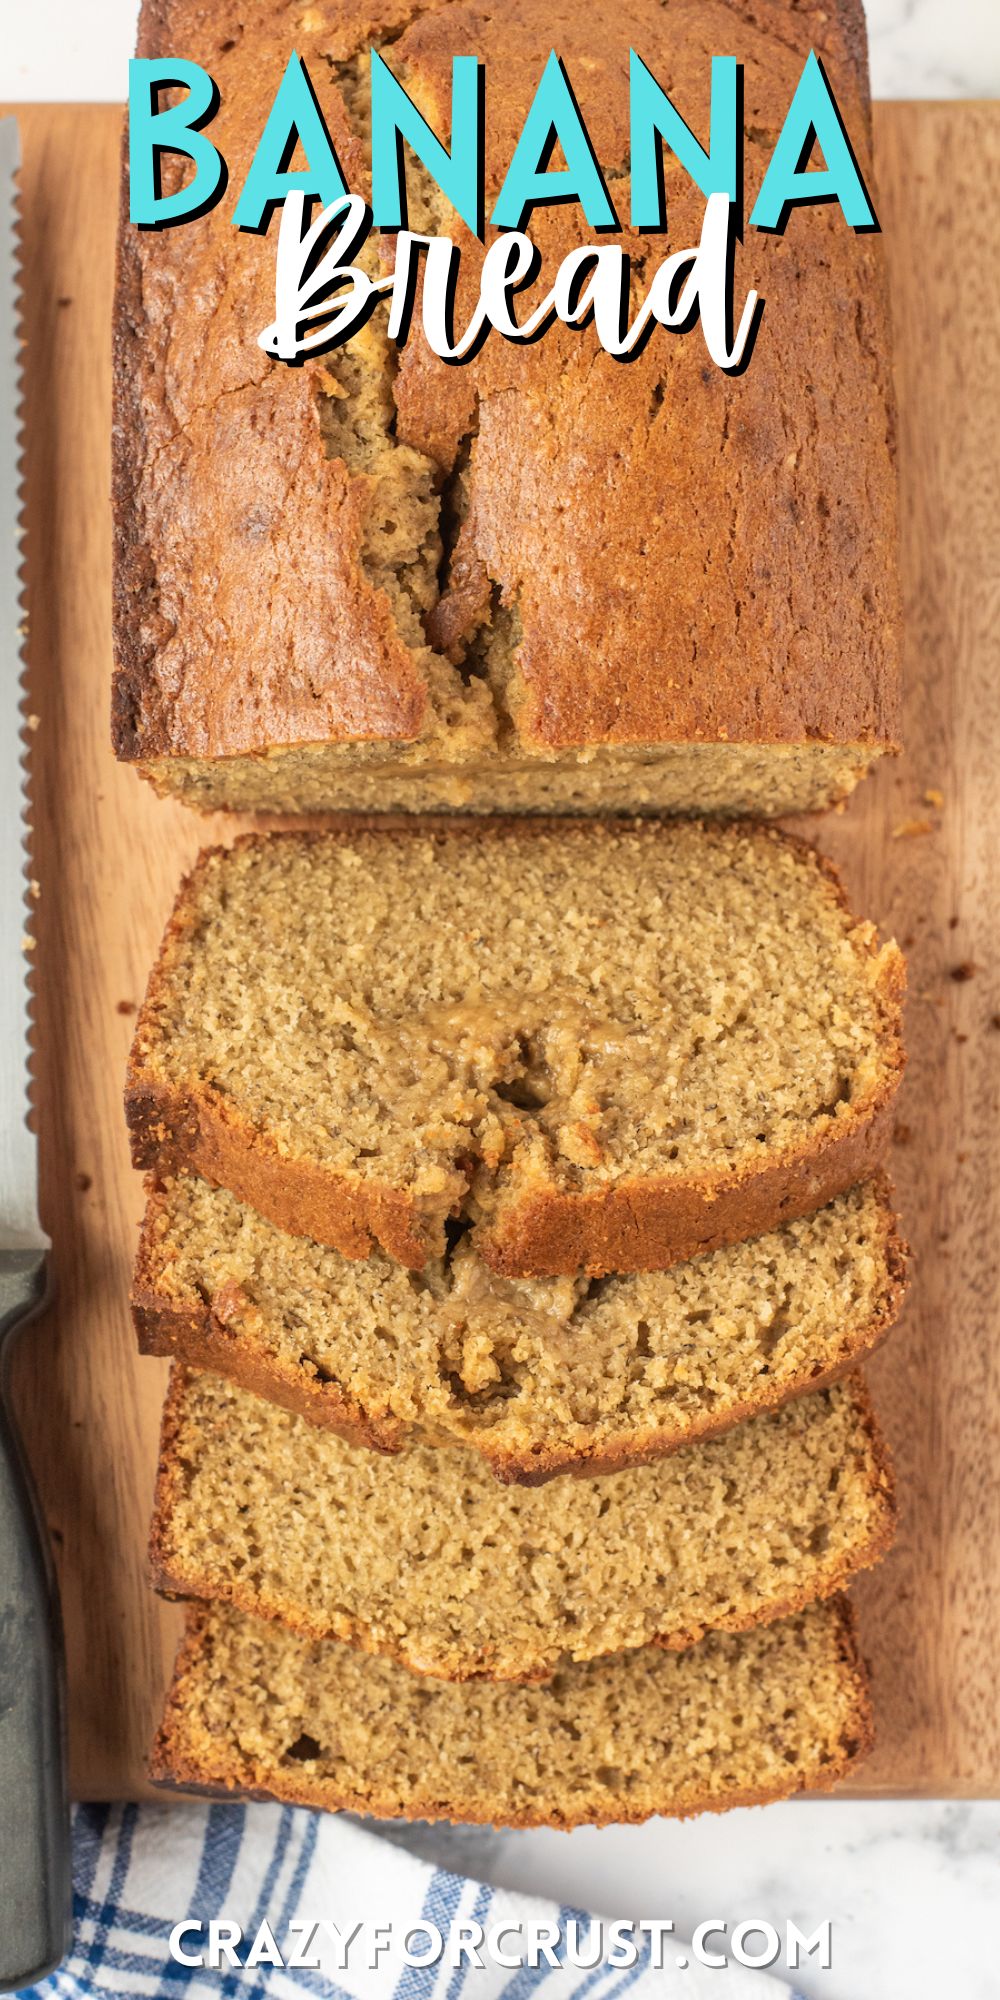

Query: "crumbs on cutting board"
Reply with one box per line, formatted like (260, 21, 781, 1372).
(891, 785, 946, 839)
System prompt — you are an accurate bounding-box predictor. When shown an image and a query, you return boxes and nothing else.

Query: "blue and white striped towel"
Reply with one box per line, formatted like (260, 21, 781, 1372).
(19, 1803, 807, 1999)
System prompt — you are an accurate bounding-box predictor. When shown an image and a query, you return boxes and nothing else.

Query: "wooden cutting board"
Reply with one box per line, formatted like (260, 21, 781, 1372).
(5, 101, 999, 1801)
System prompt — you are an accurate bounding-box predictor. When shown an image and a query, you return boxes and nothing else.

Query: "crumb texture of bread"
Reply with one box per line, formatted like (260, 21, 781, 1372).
(151, 1598, 874, 1826)
(113, 0, 899, 816)
(150, 1366, 894, 1681)
(138, 744, 881, 819)
(135, 1173, 905, 1479)
(126, 823, 905, 1271)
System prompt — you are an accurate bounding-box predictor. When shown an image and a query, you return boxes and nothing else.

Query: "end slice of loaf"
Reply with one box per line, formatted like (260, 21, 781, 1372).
(134, 1172, 906, 1482)
(151, 1599, 873, 1827)
(126, 822, 905, 1275)
(149, 1366, 894, 1683)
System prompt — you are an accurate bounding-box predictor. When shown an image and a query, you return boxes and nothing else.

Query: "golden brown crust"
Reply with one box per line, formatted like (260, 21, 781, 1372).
(146, 1753, 863, 1830)
(126, 1079, 440, 1266)
(126, 1070, 902, 1274)
(126, 1078, 435, 1265)
(148, 1598, 875, 1827)
(479, 1091, 903, 1277)
(132, 1284, 408, 1459)
(146, 1365, 896, 1683)
(126, 819, 906, 1275)
(131, 1173, 908, 1483)
(113, 0, 900, 783)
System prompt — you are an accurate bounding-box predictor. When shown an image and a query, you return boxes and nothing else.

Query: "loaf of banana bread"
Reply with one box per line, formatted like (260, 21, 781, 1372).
(113, 0, 899, 816)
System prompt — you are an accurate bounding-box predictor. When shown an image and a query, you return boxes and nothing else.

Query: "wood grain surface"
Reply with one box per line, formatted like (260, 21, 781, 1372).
(3, 102, 998, 1801)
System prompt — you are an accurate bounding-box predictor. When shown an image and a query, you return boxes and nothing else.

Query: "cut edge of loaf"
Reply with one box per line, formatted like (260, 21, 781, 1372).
(123, 742, 897, 822)
(125, 819, 906, 1276)
(146, 1365, 896, 1682)
(131, 1171, 908, 1484)
(148, 1597, 875, 1829)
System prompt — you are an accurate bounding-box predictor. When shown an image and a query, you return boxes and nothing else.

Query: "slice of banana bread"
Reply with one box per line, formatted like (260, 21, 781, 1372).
(126, 821, 905, 1275)
(151, 1598, 873, 1826)
(134, 1173, 905, 1483)
(149, 1367, 894, 1682)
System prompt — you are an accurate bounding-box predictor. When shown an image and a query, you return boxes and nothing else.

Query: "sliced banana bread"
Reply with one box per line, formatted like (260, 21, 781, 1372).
(151, 1599, 873, 1826)
(135, 1173, 905, 1482)
(150, 1367, 894, 1682)
(126, 822, 905, 1275)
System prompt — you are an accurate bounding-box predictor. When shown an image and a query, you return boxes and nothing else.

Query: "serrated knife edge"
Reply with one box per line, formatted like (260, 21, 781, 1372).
(0, 115, 47, 1252)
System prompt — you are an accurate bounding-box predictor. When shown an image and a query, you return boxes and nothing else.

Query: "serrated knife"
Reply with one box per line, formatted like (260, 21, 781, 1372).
(0, 116, 71, 1991)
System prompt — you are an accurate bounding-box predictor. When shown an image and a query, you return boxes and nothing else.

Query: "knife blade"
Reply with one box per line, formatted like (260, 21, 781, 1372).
(0, 113, 71, 1992)
(0, 116, 46, 1261)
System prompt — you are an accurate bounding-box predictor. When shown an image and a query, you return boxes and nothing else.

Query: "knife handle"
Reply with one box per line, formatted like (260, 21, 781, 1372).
(0, 1255, 71, 1992)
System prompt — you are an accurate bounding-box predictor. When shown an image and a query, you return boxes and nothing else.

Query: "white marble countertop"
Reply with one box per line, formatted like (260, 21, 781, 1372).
(3, 3, 999, 1996)
(379, 1800, 1000, 2000)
